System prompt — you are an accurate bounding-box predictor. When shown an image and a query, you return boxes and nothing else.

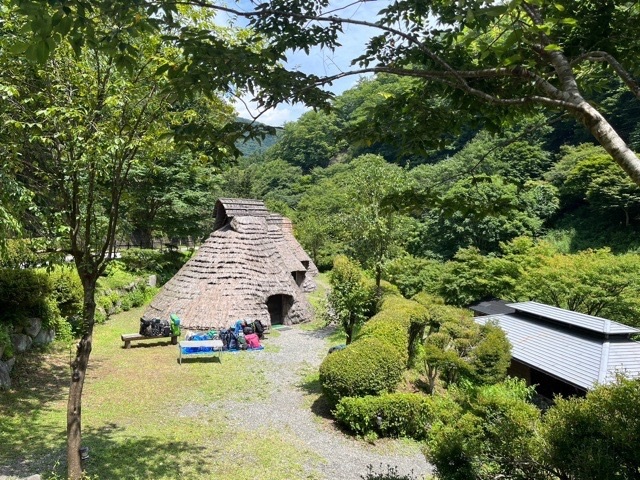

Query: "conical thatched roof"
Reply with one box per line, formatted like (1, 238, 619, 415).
(143, 199, 317, 330)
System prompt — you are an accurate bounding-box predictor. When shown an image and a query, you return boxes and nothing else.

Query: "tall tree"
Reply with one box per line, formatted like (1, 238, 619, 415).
(341, 154, 417, 289)
(0, 8, 236, 477)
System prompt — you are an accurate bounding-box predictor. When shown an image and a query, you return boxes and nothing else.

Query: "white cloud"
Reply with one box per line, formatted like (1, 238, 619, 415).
(233, 96, 311, 127)
(225, 0, 391, 124)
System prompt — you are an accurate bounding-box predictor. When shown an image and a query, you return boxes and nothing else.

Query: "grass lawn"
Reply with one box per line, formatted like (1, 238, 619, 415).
(0, 305, 323, 479)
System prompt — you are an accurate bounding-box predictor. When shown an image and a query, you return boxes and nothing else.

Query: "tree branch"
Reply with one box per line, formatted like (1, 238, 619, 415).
(571, 50, 640, 100)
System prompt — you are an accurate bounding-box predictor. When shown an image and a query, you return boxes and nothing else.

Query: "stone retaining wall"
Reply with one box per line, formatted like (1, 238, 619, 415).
(0, 318, 55, 390)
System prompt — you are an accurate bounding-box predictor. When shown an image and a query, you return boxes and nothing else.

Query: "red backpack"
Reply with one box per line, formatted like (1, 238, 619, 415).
(245, 333, 261, 349)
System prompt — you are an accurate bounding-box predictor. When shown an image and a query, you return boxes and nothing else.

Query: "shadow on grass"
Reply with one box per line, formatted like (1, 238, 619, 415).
(298, 376, 335, 421)
(308, 394, 335, 420)
(43, 423, 213, 480)
(122, 340, 177, 349)
(176, 356, 222, 365)
(0, 347, 70, 477)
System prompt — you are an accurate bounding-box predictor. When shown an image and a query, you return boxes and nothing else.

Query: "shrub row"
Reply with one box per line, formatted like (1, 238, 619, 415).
(319, 292, 429, 406)
(356, 295, 429, 364)
(334, 393, 436, 440)
(0, 259, 161, 358)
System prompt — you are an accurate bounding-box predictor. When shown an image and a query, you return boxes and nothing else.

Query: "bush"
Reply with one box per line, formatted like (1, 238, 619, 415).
(356, 295, 428, 364)
(383, 255, 445, 298)
(425, 379, 542, 480)
(48, 266, 83, 320)
(0, 239, 40, 269)
(0, 323, 14, 359)
(319, 337, 405, 405)
(334, 393, 435, 440)
(0, 268, 51, 311)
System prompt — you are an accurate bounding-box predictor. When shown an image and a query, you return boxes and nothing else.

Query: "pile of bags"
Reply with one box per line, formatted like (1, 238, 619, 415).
(139, 314, 181, 337)
(185, 319, 266, 351)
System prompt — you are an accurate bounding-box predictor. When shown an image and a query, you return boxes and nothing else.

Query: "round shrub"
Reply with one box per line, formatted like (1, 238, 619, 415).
(334, 393, 435, 440)
(319, 337, 405, 405)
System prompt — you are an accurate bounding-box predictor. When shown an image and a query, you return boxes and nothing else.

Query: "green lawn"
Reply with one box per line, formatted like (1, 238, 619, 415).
(0, 305, 323, 479)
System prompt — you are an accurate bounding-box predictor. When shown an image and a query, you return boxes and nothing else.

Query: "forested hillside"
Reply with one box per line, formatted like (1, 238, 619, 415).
(216, 75, 640, 326)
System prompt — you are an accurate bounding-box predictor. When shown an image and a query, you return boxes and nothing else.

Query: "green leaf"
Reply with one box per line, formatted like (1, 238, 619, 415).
(560, 17, 578, 26)
(544, 44, 563, 53)
(8, 41, 29, 54)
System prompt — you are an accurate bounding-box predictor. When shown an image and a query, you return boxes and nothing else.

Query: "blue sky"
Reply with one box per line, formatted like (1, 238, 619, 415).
(225, 1, 389, 126)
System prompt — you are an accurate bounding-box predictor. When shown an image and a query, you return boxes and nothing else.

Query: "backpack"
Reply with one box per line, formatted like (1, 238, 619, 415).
(227, 331, 239, 350)
(169, 314, 181, 336)
(253, 320, 265, 339)
(139, 319, 153, 336)
(245, 333, 260, 349)
(237, 332, 248, 350)
(243, 325, 254, 335)
(150, 319, 170, 337)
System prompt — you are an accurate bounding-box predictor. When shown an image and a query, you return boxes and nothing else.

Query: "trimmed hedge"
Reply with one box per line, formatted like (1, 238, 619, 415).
(319, 337, 405, 405)
(334, 393, 436, 440)
(356, 295, 429, 365)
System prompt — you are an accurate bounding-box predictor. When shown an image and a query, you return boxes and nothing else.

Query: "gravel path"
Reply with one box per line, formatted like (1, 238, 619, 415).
(202, 326, 432, 480)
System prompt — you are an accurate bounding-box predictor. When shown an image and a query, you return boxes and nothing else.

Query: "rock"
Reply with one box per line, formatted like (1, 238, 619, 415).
(5, 357, 15, 372)
(0, 361, 11, 390)
(33, 329, 55, 346)
(11, 334, 32, 354)
(25, 317, 42, 338)
(25, 475, 42, 480)
(148, 274, 157, 288)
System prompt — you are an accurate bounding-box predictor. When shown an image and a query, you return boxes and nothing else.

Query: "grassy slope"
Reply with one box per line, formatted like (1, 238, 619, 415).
(0, 304, 322, 480)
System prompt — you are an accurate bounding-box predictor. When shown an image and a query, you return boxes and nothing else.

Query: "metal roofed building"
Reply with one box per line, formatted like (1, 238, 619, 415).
(475, 301, 640, 397)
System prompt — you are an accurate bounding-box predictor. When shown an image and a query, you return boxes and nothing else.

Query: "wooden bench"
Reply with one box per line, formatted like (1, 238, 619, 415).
(178, 339, 224, 364)
(121, 333, 178, 349)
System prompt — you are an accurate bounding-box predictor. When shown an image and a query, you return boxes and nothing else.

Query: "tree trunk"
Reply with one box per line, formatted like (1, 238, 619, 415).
(345, 319, 353, 345)
(67, 275, 97, 480)
(575, 101, 640, 186)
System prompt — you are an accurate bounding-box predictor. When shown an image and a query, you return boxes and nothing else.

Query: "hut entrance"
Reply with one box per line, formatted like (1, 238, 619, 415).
(266, 294, 293, 325)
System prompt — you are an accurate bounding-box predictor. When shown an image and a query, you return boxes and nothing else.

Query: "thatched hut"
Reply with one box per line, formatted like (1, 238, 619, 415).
(142, 199, 318, 330)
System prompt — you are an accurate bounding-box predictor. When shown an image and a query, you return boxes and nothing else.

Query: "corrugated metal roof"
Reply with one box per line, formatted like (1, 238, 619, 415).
(477, 314, 640, 390)
(468, 299, 516, 316)
(506, 301, 640, 336)
(605, 341, 640, 383)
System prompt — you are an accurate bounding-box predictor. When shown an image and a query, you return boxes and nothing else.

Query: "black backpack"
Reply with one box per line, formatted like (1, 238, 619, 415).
(227, 331, 239, 350)
(253, 320, 265, 339)
(148, 319, 170, 337)
(219, 329, 239, 350)
(139, 319, 153, 336)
